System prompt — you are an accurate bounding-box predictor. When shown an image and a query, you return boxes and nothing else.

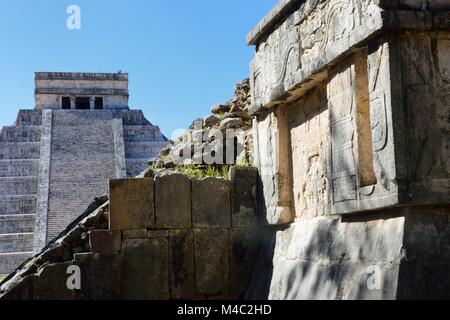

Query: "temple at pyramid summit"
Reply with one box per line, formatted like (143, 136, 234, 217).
(0, 72, 168, 275)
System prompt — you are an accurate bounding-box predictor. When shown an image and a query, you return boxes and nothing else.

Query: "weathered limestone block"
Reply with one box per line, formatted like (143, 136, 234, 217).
(169, 229, 195, 299)
(192, 178, 230, 228)
(326, 52, 398, 214)
(109, 178, 154, 230)
(230, 228, 262, 296)
(88, 230, 121, 253)
(33, 262, 76, 300)
(74, 252, 121, 300)
(288, 86, 330, 219)
(155, 174, 191, 228)
(120, 238, 169, 299)
(396, 206, 450, 299)
(122, 229, 147, 239)
(193, 228, 229, 296)
(262, 207, 450, 299)
(229, 167, 258, 227)
(147, 230, 169, 238)
(389, 33, 450, 205)
(253, 108, 293, 225)
(268, 212, 405, 300)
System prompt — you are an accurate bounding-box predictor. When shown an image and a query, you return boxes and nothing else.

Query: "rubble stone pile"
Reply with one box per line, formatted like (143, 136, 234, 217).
(152, 79, 253, 173)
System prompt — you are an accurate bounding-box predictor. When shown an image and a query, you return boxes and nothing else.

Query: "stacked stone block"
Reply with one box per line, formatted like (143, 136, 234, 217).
(0, 110, 43, 275)
(0, 167, 262, 300)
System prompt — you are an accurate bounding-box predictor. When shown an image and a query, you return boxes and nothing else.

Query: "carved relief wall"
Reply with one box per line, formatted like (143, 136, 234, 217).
(250, 0, 381, 112)
(392, 33, 450, 203)
(288, 86, 330, 219)
(250, 1, 450, 222)
(253, 112, 280, 224)
(327, 49, 400, 214)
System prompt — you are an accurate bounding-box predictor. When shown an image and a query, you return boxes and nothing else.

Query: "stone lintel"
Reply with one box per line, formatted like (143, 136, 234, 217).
(246, 0, 301, 46)
(35, 72, 128, 81)
(34, 88, 129, 97)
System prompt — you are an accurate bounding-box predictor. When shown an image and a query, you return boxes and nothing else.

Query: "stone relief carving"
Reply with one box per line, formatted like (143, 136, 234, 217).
(320, 0, 356, 50)
(250, 0, 380, 111)
(400, 35, 449, 181)
(328, 66, 357, 203)
(368, 44, 390, 191)
(299, 105, 328, 217)
(252, 23, 301, 107)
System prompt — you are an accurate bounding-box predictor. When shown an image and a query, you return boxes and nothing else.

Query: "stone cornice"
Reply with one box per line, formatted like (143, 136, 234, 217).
(246, 0, 450, 47)
(247, 0, 302, 46)
(35, 88, 129, 96)
(35, 72, 128, 81)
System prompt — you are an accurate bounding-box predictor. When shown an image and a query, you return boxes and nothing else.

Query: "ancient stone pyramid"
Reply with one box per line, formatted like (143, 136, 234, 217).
(0, 72, 168, 275)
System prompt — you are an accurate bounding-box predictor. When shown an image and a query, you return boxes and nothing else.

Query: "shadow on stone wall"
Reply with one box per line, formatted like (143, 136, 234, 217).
(247, 203, 450, 300)
(0, 167, 266, 300)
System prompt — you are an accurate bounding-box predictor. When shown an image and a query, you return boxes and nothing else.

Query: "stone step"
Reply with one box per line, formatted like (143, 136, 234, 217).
(0, 252, 33, 275)
(0, 233, 34, 254)
(0, 177, 38, 196)
(0, 126, 41, 143)
(125, 142, 166, 159)
(0, 159, 39, 177)
(0, 215, 35, 234)
(52, 109, 115, 124)
(126, 159, 150, 177)
(0, 195, 37, 215)
(121, 110, 152, 126)
(0, 142, 41, 160)
(123, 125, 167, 142)
(15, 110, 42, 126)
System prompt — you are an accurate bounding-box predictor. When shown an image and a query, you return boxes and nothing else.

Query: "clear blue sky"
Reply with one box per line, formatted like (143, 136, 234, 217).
(0, 0, 276, 137)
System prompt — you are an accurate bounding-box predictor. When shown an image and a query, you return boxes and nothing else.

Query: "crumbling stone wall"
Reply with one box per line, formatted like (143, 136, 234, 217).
(0, 167, 262, 300)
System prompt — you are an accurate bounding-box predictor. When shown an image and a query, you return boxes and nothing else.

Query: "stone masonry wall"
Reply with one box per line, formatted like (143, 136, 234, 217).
(0, 167, 262, 300)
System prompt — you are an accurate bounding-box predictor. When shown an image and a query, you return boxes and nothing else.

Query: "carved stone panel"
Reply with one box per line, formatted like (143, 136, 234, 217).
(249, 0, 382, 113)
(328, 64, 358, 206)
(393, 33, 450, 204)
(254, 108, 293, 225)
(328, 49, 399, 214)
(288, 86, 330, 219)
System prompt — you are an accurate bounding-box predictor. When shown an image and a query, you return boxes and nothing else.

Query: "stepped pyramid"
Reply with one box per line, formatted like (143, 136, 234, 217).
(0, 72, 168, 275)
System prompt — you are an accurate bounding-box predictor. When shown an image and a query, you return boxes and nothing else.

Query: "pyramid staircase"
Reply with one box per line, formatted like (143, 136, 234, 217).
(0, 110, 42, 275)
